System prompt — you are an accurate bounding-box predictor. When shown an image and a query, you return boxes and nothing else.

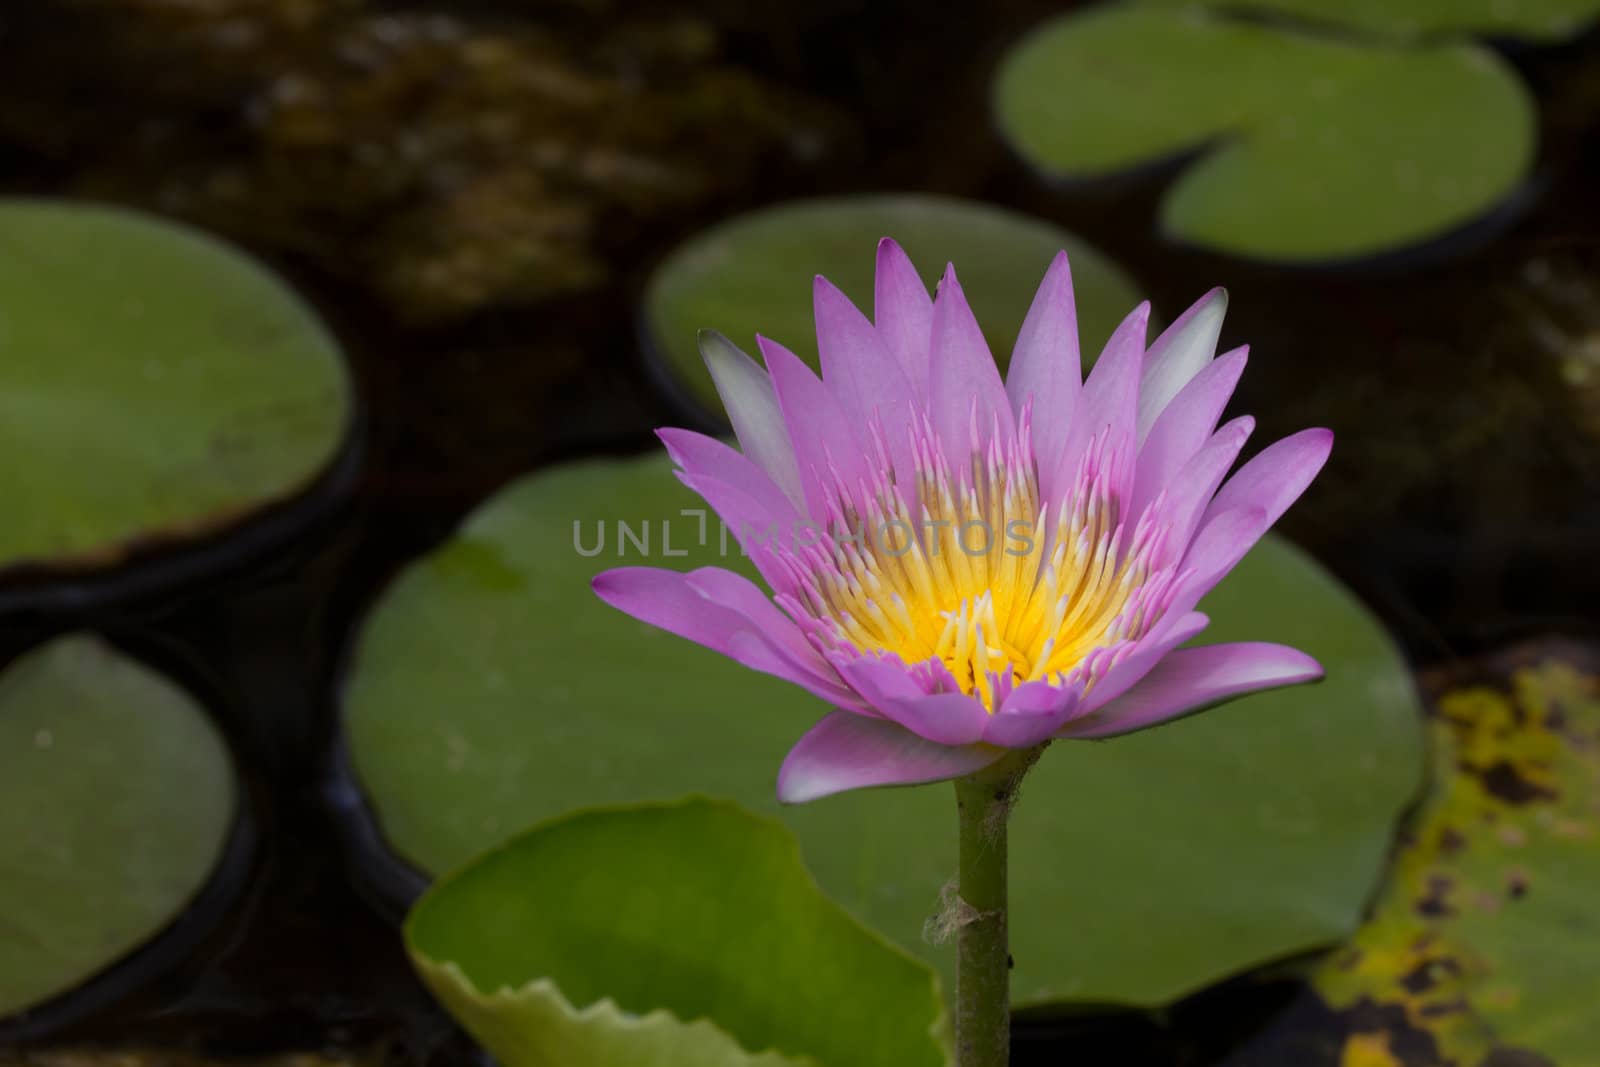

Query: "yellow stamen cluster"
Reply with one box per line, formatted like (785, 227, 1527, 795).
(782, 416, 1166, 711)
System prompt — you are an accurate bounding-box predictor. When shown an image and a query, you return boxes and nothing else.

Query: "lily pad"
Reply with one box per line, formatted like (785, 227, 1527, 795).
(992, 7, 1536, 261)
(406, 797, 951, 1067)
(641, 195, 1142, 420)
(0, 199, 353, 584)
(0, 635, 237, 1019)
(1139, 0, 1600, 41)
(343, 452, 1425, 1008)
(1303, 649, 1600, 1065)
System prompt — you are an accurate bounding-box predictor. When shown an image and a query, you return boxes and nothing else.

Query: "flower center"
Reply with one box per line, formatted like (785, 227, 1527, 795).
(777, 406, 1173, 711)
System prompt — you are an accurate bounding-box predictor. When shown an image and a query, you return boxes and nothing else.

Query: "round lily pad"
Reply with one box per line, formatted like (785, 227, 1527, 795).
(992, 7, 1536, 261)
(641, 195, 1142, 421)
(407, 798, 951, 1067)
(342, 452, 1425, 1008)
(1140, 0, 1600, 41)
(0, 199, 354, 594)
(0, 635, 238, 1020)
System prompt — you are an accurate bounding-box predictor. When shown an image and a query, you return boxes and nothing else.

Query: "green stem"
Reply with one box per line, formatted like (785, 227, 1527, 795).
(953, 749, 1040, 1067)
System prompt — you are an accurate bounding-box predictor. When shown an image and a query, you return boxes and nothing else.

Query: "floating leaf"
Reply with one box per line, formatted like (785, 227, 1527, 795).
(0, 199, 353, 580)
(406, 797, 951, 1067)
(1301, 649, 1600, 1064)
(0, 636, 237, 1018)
(992, 7, 1535, 261)
(1139, 0, 1600, 41)
(344, 452, 1424, 1008)
(641, 195, 1142, 419)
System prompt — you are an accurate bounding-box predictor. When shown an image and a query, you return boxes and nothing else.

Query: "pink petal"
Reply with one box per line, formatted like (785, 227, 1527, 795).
(1061, 642, 1324, 739)
(929, 264, 1015, 464)
(777, 712, 1004, 803)
(674, 471, 800, 594)
(1136, 287, 1227, 442)
(1073, 611, 1212, 718)
(683, 568, 825, 672)
(592, 567, 859, 708)
(1131, 346, 1248, 523)
(758, 335, 870, 523)
(1159, 429, 1332, 618)
(830, 654, 990, 745)
(873, 238, 933, 398)
(813, 276, 918, 500)
(984, 680, 1083, 748)
(697, 330, 805, 509)
(657, 428, 799, 532)
(1163, 431, 1332, 615)
(1150, 415, 1254, 567)
(1163, 507, 1271, 622)
(1202, 428, 1335, 533)
(1005, 251, 1080, 480)
(1048, 301, 1149, 505)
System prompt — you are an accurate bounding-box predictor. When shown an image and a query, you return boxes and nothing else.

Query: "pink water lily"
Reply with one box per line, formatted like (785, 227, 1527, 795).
(595, 241, 1330, 804)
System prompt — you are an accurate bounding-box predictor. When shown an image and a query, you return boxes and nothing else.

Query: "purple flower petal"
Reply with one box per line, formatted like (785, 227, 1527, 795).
(592, 567, 861, 708)
(1163, 507, 1272, 622)
(697, 330, 805, 509)
(1049, 301, 1149, 505)
(929, 263, 1015, 463)
(1131, 346, 1248, 523)
(830, 654, 990, 745)
(1202, 427, 1335, 533)
(1060, 642, 1325, 739)
(984, 679, 1083, 748)
(1005, 251, 1080, 481)
(683, 568, 826, 670)
(1137, 287, 1227, 442)
(1158, 430, 1332, 617)
(777, 711, 1005, 803)
(1149, 415, 1254, 567)
(657, 428, 799, 531)
(674, 471, 801, 593)
(814, 275, 919, 499)
(873, 238, 933, 398)
(758, 334, 870, 522)
(1071, 610, 1212, 719)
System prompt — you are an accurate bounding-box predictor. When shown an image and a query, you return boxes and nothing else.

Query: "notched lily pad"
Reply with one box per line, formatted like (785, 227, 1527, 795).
(0, 199, 353, 594)
(1304, 646, 1600, 1065)
(992, 7, 1536, 261)
(0, 635, 238, 1020)
(405, 797, 951, 1067)
(1138, 0, 1600, 41)
(641, 195, 1142, 420)
(344, 451, 1424, 1008)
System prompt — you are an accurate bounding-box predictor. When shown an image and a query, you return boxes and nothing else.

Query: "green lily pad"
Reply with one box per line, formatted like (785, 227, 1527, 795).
(0, 199, 352, 579)
(0, 635, 237, 1018)
(344, 451, 1425, 1008)
(992, 7, 1536, 261)
(406, 797, 951, 1067)
(641, 195, 1142, 419)
(1301, 649, 1600, 1065)
(1139, 0, 1600, 41)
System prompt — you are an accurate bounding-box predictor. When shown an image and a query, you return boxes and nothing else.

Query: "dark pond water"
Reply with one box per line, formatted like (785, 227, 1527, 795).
(1, 1, 1597, 1064)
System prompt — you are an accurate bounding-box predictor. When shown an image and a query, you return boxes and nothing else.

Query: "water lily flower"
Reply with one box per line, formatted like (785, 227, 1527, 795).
(595, 241, 1330, 804)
